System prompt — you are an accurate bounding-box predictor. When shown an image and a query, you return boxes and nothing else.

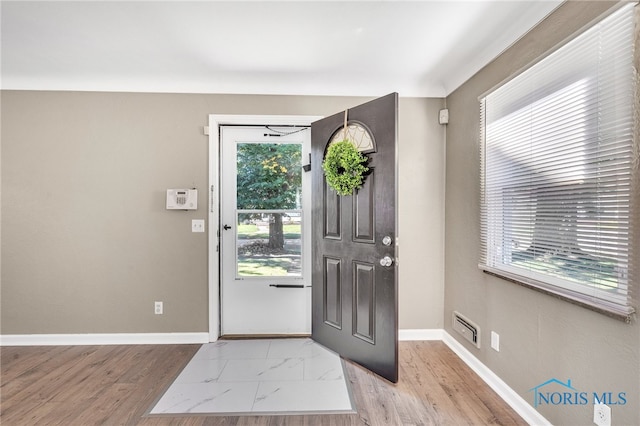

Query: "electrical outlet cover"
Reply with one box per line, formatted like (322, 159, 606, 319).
(593, 402, 611, 426)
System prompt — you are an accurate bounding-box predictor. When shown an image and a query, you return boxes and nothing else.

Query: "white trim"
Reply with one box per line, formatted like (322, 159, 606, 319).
(442, 331, 551, 426)
(208, 115, 323, 343)
(0, 332, 209, 346)
(398, 328, 444, 341)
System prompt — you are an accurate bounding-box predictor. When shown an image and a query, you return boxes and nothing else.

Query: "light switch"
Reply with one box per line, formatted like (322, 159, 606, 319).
(491, 331, 500, 352)
(192, 219, 205, 233)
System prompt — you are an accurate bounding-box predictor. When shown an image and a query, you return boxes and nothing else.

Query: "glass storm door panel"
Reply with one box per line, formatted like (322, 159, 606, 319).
(220, 126, 311, 335)
(235, 142, 303, 278)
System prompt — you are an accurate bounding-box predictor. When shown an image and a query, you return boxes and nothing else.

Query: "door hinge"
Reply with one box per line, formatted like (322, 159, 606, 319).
(210, 184, 215, 213)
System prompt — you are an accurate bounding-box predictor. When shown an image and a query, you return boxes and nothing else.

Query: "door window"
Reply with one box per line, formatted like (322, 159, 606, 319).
(235, 142, 303, 277)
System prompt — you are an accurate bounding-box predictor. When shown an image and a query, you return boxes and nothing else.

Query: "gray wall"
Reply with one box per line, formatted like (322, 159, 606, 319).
(0, 92, 445, 334)
(444, 2, 639, 425)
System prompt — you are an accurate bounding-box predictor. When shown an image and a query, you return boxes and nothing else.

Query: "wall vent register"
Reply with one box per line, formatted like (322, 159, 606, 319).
(452, 311, 480, 348)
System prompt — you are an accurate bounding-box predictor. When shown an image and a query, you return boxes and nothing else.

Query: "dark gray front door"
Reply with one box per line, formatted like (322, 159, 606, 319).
(311, 93, 398, 383)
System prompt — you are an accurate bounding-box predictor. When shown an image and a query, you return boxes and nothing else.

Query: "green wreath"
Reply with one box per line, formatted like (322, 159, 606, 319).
(322, 140, 369, 196)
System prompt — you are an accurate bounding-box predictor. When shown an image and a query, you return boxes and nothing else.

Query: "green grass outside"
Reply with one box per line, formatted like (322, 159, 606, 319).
(236, 223, 302, 275)
(237, 223, 301, 240)
(238, 257, 296, 276)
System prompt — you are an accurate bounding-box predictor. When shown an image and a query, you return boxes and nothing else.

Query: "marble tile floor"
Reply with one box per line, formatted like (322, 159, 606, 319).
(147, 338, 356, 416)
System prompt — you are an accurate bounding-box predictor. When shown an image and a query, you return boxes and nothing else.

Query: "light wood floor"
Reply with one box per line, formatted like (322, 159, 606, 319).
(1, 341, 526, 425)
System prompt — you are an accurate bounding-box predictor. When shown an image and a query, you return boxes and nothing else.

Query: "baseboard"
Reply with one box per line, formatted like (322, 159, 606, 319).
(442, 331, 551, 426)
(398, 328, 444, 341)
(0, 332, 209, 346)
(3, 330, 440, 345)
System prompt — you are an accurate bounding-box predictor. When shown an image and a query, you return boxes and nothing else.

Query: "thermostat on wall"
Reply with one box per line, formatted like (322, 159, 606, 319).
(166, 189, 198, 210)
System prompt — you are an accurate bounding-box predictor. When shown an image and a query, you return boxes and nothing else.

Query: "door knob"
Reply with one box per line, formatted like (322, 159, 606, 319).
(223, 224, 232, 230)
(380, 255, 394, 267)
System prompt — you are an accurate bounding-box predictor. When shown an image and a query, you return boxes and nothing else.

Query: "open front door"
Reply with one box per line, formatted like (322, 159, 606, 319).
(311, 93, 398, 383)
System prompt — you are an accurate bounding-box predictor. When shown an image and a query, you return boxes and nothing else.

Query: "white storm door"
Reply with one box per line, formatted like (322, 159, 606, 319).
(220, 126, 311, 335)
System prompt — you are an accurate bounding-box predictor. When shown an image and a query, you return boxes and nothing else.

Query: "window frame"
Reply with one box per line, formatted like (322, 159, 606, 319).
(478, 3, 638, 322)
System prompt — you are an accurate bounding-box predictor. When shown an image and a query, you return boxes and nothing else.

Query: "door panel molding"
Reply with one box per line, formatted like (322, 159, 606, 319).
(322, 256, 343, 329)
(353, 171, 376, 243)
(323, 180, 342, 240)
(353, 261, 376, 344)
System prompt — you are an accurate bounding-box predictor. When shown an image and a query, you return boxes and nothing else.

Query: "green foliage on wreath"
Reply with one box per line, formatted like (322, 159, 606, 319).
(322, 140, 369, 196)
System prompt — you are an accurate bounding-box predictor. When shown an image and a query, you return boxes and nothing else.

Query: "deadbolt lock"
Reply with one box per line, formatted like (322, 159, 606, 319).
(380, 255, 394, 267)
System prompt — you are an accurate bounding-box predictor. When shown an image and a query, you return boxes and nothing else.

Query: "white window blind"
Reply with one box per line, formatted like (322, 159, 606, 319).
(479, 4, 637, 319)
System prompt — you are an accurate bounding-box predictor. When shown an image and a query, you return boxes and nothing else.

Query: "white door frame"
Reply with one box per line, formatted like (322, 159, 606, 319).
(208, 114, 322, 342)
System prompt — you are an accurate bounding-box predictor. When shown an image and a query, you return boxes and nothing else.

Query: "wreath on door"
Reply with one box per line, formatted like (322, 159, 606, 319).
(322, 139, 369, 196)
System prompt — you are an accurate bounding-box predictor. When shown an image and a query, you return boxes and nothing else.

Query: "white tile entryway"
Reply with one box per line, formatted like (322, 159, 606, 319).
(148, 338, 355, 416)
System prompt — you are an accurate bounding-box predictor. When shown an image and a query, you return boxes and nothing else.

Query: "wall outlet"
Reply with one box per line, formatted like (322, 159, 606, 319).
(593, 402, 611, 426)
(491, 331, 500, 352)
(192, 219, 205, 233)
(154, 301, 163, 315)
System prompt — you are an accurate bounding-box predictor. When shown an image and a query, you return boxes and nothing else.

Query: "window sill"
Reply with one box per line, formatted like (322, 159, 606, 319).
(479, 266, 635, 324)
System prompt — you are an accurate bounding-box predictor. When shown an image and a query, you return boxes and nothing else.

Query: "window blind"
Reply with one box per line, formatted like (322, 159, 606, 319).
(479, 4, 637, 319)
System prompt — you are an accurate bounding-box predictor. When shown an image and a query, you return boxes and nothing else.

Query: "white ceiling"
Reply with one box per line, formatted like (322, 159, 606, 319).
(1, 1, 562, 97)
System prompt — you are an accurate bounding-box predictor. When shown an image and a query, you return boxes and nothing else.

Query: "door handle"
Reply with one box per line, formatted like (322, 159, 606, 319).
(380, 256, 394, 267)
(223, 224, 232, 230)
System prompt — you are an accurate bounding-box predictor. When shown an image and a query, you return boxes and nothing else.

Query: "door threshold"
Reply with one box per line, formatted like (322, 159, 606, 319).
(220, 334, 312, 340)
